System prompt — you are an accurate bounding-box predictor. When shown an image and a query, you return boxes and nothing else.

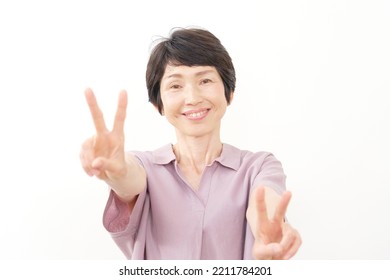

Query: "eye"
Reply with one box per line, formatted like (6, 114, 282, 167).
(170, 84, 181, 89)
(200, 78, 212, 85)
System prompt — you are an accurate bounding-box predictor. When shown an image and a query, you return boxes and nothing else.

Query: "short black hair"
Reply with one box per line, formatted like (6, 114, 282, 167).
(146, 28, 236, 114)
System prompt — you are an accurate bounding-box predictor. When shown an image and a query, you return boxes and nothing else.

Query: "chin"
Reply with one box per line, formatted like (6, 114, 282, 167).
(182, 128, 216, 138)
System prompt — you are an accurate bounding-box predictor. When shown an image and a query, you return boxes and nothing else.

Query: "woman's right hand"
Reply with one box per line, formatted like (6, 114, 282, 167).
(80, 88, 146, 201)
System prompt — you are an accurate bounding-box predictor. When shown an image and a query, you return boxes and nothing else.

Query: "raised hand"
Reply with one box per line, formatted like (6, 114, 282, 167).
(80, 88, 146, 204)
(251, 187, 302, 260)
(80, 88, 128, 183)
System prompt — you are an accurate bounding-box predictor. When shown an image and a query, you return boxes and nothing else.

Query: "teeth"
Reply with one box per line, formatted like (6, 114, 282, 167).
(187, 110, 207, 118)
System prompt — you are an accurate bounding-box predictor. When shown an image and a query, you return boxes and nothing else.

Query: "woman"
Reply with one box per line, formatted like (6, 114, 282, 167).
(80, 28, 301, 259)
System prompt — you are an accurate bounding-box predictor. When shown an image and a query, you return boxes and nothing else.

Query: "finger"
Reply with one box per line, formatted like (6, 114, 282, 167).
(81, 155, 100, 177)
(274, 191, 292, 222)
(279, 226, 296, 256)
(253, 241, 282, 260)
(282, 230, 302, 260)
(80, 138, 95, 176)
(255, 186, 269, 223)
(80, 151, 94, 177)
(91, 156, 124, 177)
(89, 157, 107, 179)
(112, 90, 128, 134)
(84, 88, 108, 134)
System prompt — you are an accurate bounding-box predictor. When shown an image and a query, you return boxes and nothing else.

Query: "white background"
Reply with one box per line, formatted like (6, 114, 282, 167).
(0, 0, 389, 259)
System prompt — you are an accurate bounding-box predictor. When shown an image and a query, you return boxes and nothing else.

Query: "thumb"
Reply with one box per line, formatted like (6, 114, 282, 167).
(253, 241, 282, 260)
(91, 157, 106, 170)
(92, 157, 125, 178)
(89, 157, 106, 177)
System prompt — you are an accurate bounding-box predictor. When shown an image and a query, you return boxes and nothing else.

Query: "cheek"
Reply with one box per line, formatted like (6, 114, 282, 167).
(211, 93, 229, 108)
(208, 84, 228, 104)
(161, 94, 180, 115)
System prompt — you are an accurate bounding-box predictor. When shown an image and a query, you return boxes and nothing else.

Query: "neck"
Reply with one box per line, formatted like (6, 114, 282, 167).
(173, 133, 222, 172)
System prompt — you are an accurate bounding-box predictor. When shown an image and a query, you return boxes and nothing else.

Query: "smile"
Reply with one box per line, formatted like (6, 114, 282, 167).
(183, 109, 209, 120)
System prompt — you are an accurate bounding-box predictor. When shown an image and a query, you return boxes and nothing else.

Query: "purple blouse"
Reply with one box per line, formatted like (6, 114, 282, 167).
(103, 143, 286, 259)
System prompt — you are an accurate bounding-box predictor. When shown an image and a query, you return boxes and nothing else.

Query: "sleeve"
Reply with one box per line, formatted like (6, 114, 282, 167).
(102, 188, 148, 259)
(251, 153, 287, 195)
(101, 151, 149, 259)
(103, 188, 147, 234)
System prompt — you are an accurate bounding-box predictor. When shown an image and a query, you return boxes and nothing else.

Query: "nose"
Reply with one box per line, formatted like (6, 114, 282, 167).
(184, 85, 202, 105)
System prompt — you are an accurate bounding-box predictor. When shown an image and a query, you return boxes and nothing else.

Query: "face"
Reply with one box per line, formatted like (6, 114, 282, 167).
(159, 64, 232, 138)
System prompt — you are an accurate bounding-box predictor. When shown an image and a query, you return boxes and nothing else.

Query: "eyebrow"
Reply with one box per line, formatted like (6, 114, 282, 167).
(164, 69, 216, 80)
(194, 69, 216, 77)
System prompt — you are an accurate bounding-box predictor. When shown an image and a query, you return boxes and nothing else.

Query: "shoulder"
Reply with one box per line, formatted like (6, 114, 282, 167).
(222, 143, 278, 167)
(220, 143, 286, 193)
(224, 144, 286, 193)
(127, 144, 175, 167)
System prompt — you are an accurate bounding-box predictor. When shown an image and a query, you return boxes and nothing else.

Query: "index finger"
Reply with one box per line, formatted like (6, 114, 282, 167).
(255, 186, 269, 224)
(273, 191, 292, 223)
(112, 90, 128, 134)
(84, 88, 108, 134)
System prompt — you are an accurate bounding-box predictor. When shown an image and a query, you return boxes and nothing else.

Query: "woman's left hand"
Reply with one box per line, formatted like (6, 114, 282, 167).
(251, 187, 302, 260)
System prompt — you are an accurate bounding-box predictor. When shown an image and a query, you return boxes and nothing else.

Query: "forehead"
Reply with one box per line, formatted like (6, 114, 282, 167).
(162, 65, 218, 79)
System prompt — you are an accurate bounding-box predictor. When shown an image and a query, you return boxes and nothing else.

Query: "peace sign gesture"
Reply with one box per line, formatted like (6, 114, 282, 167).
(80, 88, 146, 201)
(248, 187, 302, 260)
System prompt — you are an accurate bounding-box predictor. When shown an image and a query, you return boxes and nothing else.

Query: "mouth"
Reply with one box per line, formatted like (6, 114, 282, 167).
(183, 109, 209, 120)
